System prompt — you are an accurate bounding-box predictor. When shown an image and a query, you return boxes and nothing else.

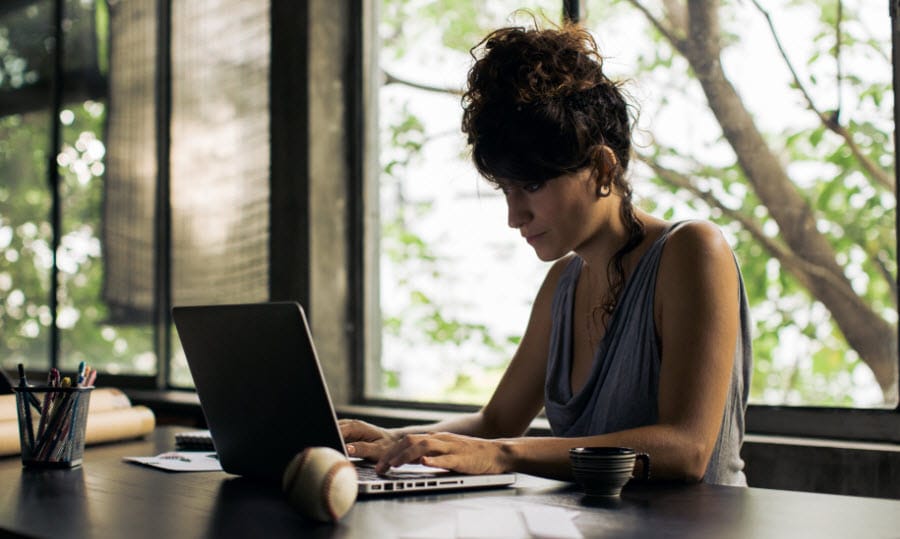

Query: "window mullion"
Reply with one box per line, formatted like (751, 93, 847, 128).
(154, 0, 173, 389)
(48, 0, 65, 370)
(563, 0, 580, 23)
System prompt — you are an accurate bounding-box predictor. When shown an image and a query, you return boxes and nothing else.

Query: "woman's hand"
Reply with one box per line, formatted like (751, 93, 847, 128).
(339, 420, 511, 475)
(338, 419, 401, 461)
(374, 432, 511, 475)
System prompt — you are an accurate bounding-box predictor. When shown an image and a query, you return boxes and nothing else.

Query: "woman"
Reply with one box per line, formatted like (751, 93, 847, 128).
(341, 21, 752, 486)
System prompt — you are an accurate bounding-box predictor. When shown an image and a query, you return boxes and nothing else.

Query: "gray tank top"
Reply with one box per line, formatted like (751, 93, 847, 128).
(544, 222, 752, 486)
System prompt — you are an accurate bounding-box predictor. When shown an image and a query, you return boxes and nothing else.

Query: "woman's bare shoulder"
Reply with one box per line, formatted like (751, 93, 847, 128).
(665, 220, 733, 260)
(657, 220, 738, 298)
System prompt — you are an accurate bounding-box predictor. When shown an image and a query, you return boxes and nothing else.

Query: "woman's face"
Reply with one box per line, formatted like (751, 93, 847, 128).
(499, 168, 607, 261)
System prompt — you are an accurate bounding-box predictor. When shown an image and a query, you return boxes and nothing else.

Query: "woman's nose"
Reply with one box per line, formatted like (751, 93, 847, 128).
(506, 192, 532, 229)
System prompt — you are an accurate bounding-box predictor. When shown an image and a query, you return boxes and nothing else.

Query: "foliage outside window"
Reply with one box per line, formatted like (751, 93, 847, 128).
(0, 1, 156, 378)
(371, 0, 897, 408)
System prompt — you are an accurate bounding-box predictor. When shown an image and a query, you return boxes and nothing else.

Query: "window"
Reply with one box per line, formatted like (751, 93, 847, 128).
(0, 1, 157, 379)
(1, 0, 271, 388)
(369, 0, 563, 404)
(3, 0, 898, 443)
(365, 0, 898, 415)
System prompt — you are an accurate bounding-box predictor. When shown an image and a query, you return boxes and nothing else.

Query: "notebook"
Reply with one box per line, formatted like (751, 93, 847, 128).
(171, 301, 516, 495)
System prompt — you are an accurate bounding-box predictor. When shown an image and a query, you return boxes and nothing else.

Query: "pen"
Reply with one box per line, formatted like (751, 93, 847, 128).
(17, 364, 36, 450)
(37, 377, 74, 461)
(37, 391, 70, 461)
(36, 370, 55, 441)
(12, 364, 41, 410)
(53, 394, 79, 461)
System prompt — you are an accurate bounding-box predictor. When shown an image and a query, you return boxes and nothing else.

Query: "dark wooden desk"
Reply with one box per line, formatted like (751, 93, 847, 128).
(1, 426, 899, 538)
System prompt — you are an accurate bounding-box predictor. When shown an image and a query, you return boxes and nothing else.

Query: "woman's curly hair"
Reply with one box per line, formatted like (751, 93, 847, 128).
(461, 21, 645, 322)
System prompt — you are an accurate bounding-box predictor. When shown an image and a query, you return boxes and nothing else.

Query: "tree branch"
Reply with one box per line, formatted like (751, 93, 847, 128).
(875, 252, 899, 305)
(661, 0, 687, 37)
(665, 150, 896, 309)
(623, 0, 687, 52)
(750, 0, 893, 191)
(382, 69, 464, 96)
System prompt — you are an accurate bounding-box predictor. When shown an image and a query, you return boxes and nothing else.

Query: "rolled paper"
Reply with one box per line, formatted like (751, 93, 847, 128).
(0, 387, 132, 423)
(0, 404, 156, 457)
(83, 406, 156, 445)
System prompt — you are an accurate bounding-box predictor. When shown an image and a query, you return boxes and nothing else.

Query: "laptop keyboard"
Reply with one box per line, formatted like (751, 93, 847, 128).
(354, 461, 442, 481)
(354, 464, 383, 481)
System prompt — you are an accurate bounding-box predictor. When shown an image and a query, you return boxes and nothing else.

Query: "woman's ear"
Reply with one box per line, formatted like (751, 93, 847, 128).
(592, 145, 618, 197)
(601, 145, 618, 168)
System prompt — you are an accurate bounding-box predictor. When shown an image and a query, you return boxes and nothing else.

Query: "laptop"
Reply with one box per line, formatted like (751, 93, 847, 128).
(172, 301, 517, 495)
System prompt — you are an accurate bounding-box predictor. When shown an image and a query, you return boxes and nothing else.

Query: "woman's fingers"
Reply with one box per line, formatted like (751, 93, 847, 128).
(339, 419, 386, 443)
(345, 441, 384, 460)
(420, 454, 459, 470)
(338, 419, 368, 441)
(376, 433, 433, 473)
(376, 433, 485, 474)
(347, 430, 507, 475)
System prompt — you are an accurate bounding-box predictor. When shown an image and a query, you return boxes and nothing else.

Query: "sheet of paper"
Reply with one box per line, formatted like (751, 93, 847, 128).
(123, 451, 223, 472)
(456, 508, 529, 538)
(446, 499, 580, 520)
(398, 520, 456, 539)
(436, 497, 584, 538)
(520, 507, 583, 539)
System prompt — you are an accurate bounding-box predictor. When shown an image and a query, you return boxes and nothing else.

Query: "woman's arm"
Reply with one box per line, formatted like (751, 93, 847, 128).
(369, 222, 741, 482)
(649, 220, 741, 479)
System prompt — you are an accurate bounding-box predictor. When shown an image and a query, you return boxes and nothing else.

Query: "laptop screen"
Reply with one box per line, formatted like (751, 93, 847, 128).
(173, 302, 346, 483)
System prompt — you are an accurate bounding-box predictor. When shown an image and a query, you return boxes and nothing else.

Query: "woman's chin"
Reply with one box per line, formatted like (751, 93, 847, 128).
(532, 247, 565, 262)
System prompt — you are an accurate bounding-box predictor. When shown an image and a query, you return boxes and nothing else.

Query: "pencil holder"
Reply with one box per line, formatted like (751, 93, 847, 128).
(14, 386, 93, 468)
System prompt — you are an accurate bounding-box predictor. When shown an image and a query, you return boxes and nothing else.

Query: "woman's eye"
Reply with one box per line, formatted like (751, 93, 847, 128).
(495, 182, 542, 195)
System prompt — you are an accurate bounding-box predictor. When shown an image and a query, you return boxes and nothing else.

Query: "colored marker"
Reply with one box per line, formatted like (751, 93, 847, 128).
(76, 361, 86, 386)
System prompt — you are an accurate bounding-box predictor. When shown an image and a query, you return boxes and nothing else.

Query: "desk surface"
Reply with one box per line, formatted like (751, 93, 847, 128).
(1, 426, 899, 538)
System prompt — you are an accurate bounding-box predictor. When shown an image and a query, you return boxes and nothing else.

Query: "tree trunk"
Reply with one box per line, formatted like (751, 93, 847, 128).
(666, 0, 897, 395)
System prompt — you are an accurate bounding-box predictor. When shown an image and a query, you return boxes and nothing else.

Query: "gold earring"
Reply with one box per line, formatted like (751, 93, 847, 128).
(597, 183, 611, 198)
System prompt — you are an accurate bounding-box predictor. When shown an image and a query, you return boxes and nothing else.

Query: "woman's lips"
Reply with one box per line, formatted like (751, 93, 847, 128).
(525, 232, 546, 245)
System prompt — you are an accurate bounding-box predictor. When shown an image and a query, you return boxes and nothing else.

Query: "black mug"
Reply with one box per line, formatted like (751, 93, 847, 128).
(569, 446, 651, 497)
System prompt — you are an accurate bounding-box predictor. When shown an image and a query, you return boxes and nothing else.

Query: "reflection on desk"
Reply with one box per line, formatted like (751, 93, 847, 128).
(1, 426, 900, 538)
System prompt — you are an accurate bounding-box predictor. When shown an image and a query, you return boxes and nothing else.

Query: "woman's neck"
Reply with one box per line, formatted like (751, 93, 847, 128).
(574, 197, 632, 271)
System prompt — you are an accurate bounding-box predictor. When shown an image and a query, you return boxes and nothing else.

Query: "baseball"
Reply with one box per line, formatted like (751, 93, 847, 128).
(282, 446, 359, 522)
